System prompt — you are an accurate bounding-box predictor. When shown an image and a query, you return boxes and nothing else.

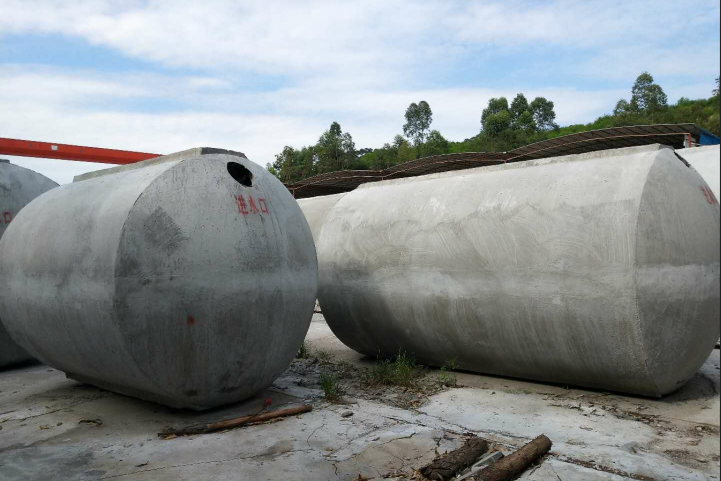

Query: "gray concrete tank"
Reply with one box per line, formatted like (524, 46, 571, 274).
(0, 148, 317, 409)
(677, 145, 720, 202)
(298, 193, 346, 244)
(0, 159, 59, 367)
(316, 145, 720, 397)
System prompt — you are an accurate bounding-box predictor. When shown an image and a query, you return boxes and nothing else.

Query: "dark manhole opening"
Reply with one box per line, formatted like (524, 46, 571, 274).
(227, 162, 253, 187)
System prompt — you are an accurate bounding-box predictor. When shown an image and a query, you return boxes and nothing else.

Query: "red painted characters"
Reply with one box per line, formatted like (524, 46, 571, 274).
(700, 185, 719, 205)
(1, 211, 12, 224)
(234, 194, 269, 215)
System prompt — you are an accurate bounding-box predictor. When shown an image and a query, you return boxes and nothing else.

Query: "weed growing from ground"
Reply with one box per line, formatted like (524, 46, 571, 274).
(437, 359, 457, 387)
(296, 342, 310, 359)
(363, 349, 423, 387)
(319, 372, 343, 401)
(315, 350, 332, 363)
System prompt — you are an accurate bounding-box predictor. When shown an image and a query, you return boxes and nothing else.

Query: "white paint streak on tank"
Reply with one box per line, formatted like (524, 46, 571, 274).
(677, 145, 720, 202)
(0, 160, 58, 367)
(316, 145, 720, 397)
(0, 149, 317, 409)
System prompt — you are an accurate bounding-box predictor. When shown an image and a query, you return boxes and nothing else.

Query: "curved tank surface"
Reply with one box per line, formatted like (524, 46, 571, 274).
(298, 193, 346, 244)
(677, 145, 720, 202)
(316, 144, 720, 397)
(0, 148, 317, 409)
(0, 159, 58, 367)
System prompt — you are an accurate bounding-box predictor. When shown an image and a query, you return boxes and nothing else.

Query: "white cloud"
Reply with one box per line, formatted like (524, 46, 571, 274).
(1, 0, 717, 84)
(0, 1, 717, 184)
(448, 1, 719, 48)
(0, 66, 634, 184)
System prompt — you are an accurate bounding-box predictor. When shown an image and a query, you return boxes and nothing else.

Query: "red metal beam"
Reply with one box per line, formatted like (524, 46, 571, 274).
(0, 137, 160, 165)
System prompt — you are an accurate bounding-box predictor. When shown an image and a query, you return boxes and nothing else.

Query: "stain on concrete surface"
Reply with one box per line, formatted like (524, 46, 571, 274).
(142, 207, 188, 254)
(0, 446, 102, 481)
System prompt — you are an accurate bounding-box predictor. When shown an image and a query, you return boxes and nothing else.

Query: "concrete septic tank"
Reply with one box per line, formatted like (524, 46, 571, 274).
(0, 159, 59, 368)
(677, 144, 720, 202)
(298, 193, 347, 244)
(0, 148, 317, 409)
(315, 144, 720, 397)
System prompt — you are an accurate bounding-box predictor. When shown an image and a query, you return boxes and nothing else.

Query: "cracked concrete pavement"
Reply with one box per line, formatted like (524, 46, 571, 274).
(0, 314, 719, 480)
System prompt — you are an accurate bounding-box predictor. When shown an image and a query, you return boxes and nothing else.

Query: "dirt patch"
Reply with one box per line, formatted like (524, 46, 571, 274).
(287, 354, 456, 410)
(662, 448, 716, 470)
(560, 456, 656, 481)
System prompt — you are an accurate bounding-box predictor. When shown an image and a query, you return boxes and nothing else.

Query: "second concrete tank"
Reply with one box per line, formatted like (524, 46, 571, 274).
(0, 159, 58, 367)
(316, 145, 720, 397)
(0, 148, 317, 409)
(677, 144, 720, 202)
(298, 193, 347, 243)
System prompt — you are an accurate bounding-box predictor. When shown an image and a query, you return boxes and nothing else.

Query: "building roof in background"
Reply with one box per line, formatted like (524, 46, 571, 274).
(286, 123, 720, 199)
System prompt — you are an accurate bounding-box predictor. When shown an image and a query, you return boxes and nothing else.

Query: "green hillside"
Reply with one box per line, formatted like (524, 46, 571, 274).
(269, 73, 720, 184)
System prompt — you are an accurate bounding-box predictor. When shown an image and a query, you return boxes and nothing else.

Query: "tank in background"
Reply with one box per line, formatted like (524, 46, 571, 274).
(0, 159, 58, 368)
(315, 144, 720, 397)
(677, 144, 720, 202)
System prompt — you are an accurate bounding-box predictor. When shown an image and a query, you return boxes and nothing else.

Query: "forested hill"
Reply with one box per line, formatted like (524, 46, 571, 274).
(267, 73, 720, 184)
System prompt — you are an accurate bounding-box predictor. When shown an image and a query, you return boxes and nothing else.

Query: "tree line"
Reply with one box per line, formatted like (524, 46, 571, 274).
(267, 73, 721, 184)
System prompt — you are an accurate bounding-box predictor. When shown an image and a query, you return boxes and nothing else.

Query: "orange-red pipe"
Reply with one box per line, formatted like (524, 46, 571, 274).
(0, 137, 160, 165)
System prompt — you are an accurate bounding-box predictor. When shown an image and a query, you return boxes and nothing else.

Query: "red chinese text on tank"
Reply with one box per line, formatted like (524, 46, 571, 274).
(234, 195, 269, 215)
(1, 212, 12, 224)
(699, 186, 718, 205)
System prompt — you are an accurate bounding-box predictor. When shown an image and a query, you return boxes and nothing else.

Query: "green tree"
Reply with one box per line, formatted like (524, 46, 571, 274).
(516, 110, 537, 134)
(392, 134, 407, 150)
(396, 137, 415, 163)
(630, 72, 667, 112)
(613, 99, 631, 116)
(268, 145, 317, 183)
(484, 110, 512, 137)
(274, 145, 297, 183)
(315, 121, 355, 173)
(403, 101, 433, 145)
(421, 130, 450, 157)
(530, 97, 558, 131)
(510, 93, 529, 122)
(481, 97, 509, 131)
(376, 143, 396, 169)
(713, 77, 719, 98)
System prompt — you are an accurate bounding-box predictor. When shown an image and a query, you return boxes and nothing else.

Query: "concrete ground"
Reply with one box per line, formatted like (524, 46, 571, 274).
(0, 315, 719, 481)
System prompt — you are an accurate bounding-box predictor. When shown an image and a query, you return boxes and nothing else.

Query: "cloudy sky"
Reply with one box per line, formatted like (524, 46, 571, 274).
(1, 0, 719, 184)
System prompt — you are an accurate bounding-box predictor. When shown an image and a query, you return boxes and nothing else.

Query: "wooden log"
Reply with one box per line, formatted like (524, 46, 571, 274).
(420, 437, 489, 480)
(473, 434, 552, 481)
(159, 404, 313, 437)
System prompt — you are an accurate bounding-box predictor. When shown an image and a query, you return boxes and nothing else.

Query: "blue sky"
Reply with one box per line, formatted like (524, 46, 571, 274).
(1, 0, 719, 183)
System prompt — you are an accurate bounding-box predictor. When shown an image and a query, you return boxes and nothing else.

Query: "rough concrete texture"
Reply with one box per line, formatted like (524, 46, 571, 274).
(0, 316, 718, 481)
(316, 144, 720, 397)
(297, 193, 346, 243)
(0, 162, 58, 367)
(0, 149, 317, 409)
(678, 145, 720, 202)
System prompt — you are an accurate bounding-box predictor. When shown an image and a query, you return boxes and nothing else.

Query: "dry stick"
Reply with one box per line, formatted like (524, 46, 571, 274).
(159, 405, 313, 437)
(420, 437, 489, 481)
(473, 434, 552, 481)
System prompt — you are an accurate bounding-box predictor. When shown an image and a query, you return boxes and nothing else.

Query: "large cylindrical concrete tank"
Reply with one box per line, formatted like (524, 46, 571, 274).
(677, 145, 720, 202)
(0, 159, 58, 367)
(316, 145, 720, 397)
(0, 148, 317, 409)
(298, 193, 346, 244)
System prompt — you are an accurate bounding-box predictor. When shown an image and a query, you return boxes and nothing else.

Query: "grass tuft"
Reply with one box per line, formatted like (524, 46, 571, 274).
(296, 342, 310, 359)
(363, 349, 422, 387)
(319, 372, 343, 402)
(437, 359, 458, 387)
(315, 350, 332, 363)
